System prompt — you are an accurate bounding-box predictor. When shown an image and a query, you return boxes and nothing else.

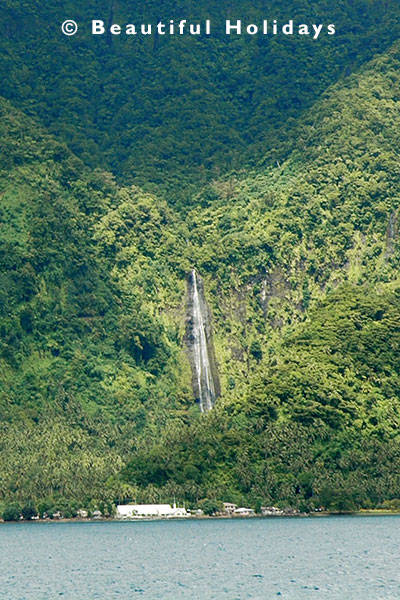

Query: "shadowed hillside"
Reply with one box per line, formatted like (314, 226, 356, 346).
(1, 0, 400, 200)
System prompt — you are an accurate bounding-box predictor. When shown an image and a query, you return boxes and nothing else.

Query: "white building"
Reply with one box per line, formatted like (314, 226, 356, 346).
(116, 503, 188, 519)
(234, 507, 255, 516)
(261, 506, 284, 516)
(223, 502, 237, 514)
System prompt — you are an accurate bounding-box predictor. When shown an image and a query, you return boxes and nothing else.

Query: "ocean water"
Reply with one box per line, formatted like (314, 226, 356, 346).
(0, 516, 399, 599)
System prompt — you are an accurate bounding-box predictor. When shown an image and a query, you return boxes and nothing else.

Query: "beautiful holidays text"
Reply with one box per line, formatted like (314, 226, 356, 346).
(76, 20, 336, 40)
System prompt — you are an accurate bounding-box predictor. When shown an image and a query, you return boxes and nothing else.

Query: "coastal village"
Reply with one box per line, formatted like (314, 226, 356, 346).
(115, 503, 300, 519)
(0, 501, 304, 522)
(3, 498, 398, 522)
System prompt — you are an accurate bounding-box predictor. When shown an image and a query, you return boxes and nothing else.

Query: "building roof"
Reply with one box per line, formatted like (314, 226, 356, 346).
(116, 504, 188, 517)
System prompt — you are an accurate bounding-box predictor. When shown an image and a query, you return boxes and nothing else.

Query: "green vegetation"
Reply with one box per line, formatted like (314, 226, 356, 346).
(1, 0, 400, 201)
(1, 1, 400, 515)
(21, 502, 37, 520)
(121, 286, 400, 512)
(2, 503, 21, 522)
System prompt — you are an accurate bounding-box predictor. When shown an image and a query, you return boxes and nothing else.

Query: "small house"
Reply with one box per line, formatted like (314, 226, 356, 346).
(261, 506, 284, 516)
(223, 502, 237, 514)
(234, 507, 255, 516)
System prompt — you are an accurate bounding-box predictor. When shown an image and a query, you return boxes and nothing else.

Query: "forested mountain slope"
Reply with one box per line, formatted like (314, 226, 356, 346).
(119, 42, 400, 509)
(187, 42, 400, 394)
(0, 97, 192, 507)
(1, 0, 400, 200)
(1, 3, 400, 513)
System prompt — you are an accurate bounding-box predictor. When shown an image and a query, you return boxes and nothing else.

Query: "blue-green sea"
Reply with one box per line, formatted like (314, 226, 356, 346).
(0, 516, 399, 599)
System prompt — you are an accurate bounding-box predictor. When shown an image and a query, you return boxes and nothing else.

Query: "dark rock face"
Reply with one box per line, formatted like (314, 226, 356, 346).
(185, 270, 220, 412)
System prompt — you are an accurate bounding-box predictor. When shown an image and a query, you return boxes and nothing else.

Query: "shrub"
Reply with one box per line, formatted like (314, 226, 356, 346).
(381, 499, 400, 511)
(37, 498, 56, 518)
(21, 502, 37, 520)
(197, 498, 222, 516)
(3, 503, 22, 522)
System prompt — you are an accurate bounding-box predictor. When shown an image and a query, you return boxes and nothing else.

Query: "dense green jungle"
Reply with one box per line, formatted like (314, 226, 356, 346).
(1, 0, 400, 517)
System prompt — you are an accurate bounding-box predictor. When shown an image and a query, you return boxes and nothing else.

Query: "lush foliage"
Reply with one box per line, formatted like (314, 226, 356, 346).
(1, 0, 400, 201)
(1, 1, 400, 512)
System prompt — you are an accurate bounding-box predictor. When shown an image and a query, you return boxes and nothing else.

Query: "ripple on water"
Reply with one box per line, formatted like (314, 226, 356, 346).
(0, 517, 399, 599)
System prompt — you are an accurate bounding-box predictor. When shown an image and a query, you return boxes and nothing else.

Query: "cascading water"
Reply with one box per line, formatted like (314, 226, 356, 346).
(186, 269, 220, 412)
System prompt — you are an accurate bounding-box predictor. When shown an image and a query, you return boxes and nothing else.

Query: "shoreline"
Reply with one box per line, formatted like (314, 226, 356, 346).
(2, 510, 400, 524)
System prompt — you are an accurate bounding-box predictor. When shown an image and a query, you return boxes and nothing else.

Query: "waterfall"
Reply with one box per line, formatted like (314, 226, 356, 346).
(186, 269, 220, 412)
(192, 269, 215, 412)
